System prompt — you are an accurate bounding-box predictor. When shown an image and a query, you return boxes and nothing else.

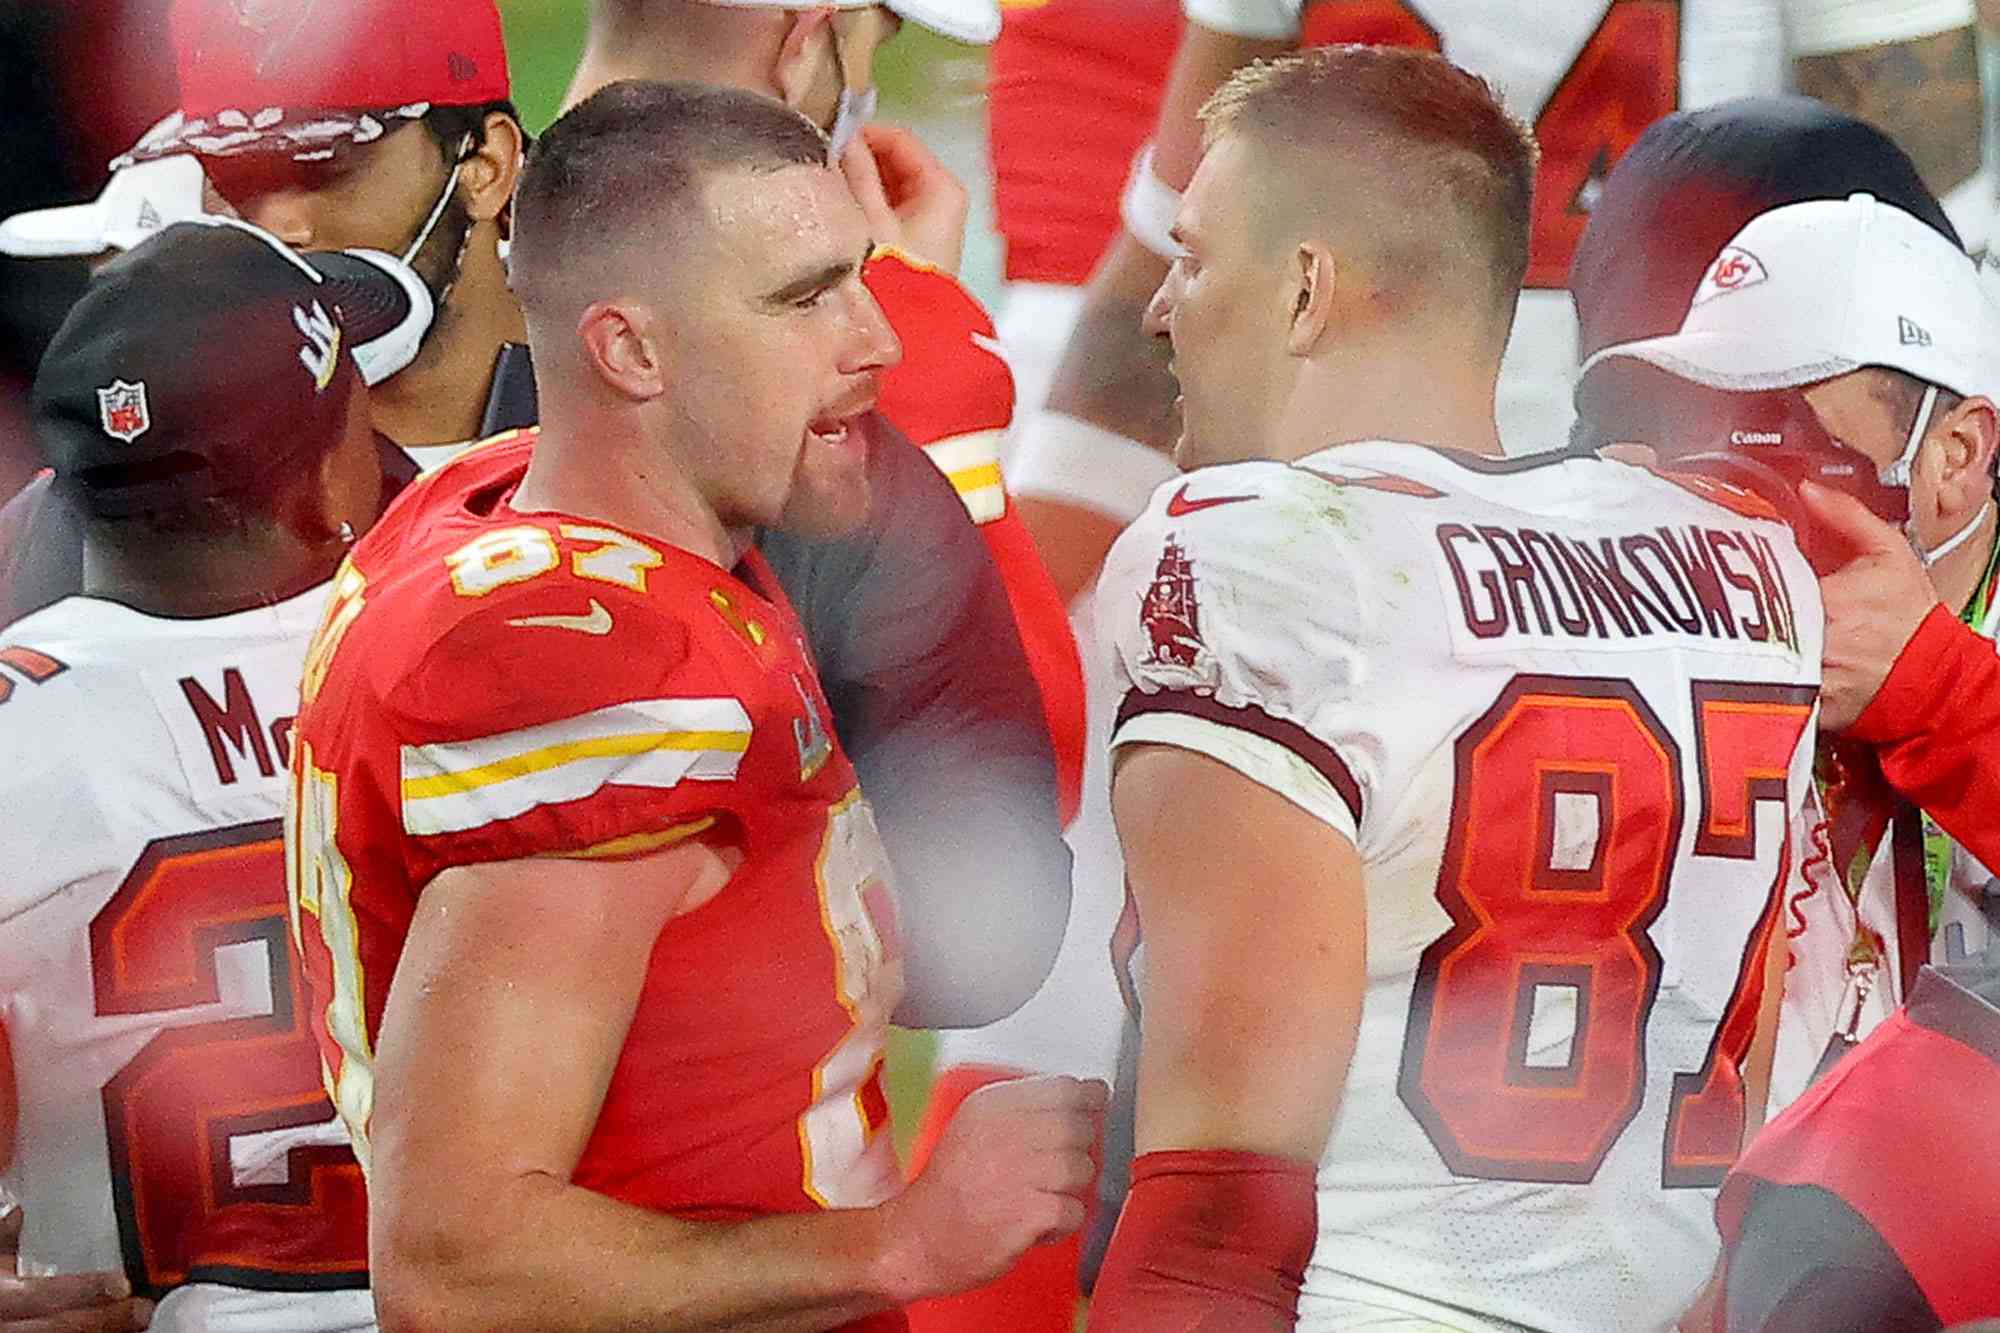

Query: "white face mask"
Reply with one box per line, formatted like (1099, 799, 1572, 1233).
(828, 84, 878, 157)
(1878, 382, 1991, 566)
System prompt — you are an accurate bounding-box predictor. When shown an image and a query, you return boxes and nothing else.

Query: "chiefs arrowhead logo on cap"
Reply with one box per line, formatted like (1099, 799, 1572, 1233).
(1692, 246, 1769, 306)
(96, 380, 151, 443)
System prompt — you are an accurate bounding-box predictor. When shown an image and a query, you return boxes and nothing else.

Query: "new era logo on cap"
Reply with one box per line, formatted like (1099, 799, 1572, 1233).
(1898, 316, 1933, 347)
(96, 380, 151, 442)
(1692, 247, 1769, 306)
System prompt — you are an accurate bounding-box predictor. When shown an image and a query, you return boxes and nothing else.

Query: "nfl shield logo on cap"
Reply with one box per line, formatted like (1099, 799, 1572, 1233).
(96, 379, 151, 442)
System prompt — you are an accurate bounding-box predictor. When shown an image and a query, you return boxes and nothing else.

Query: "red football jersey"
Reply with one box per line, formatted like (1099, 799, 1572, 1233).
(286, 431, 908, 1330)
(988, 0, 1183, 286)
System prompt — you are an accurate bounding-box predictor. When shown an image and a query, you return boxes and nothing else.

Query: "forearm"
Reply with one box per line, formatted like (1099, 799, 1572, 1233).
(1043, 240, 1180, 451)
(1849, 606, 2000, 864)
(375, 1170, 914, 1333)
(1793, 24, 1981, 200)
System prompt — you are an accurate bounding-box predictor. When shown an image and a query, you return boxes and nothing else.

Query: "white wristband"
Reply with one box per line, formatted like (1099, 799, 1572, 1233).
(1781, 0, 1971, 55)
(1009, 410, 1183, 524)
(1120, 143, 1186, 263)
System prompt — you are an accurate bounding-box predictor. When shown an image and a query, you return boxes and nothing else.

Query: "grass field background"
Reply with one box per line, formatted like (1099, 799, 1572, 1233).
(492, 0, 1022, 1158)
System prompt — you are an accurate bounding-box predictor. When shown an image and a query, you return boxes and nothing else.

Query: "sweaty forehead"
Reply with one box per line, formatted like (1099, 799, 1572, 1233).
(703, 163, 865, 269)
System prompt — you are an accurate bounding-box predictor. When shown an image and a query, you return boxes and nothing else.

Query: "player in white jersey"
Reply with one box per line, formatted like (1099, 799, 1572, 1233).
(0, 220, 408, 1331)
(942, 4, 1983, 1229)
(1084, 49, 1820, 1332)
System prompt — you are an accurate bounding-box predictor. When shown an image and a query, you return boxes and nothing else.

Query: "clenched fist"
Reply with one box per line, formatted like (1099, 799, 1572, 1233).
(877, 1074, 1109, 1303)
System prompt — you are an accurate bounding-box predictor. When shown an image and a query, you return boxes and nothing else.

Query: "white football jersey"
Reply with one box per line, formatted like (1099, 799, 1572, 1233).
(0, 589, 373, 1332)
(1101, 442, 1822, 1332)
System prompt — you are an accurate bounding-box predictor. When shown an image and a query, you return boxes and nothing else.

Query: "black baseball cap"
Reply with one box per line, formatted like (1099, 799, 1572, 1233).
(1569, 95, 1961, 368)
(32, 219, 406, 517)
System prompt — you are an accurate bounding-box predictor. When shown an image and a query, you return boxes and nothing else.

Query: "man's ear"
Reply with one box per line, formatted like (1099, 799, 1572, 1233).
(774, 7, 838, 110)
(1935, 394, 2000, 515)
(1286, 241, 1337, 357)
(579, 300, 668, 402)
(463, 113, 526, 226)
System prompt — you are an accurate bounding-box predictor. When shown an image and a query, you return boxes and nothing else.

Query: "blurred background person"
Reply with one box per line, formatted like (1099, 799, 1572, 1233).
(1716, 959, 2000, 1330)
(0, 217, 422, 1332)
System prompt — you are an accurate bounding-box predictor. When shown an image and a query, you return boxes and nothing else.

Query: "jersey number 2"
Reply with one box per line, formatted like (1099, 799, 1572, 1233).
(1398, 676, 1813, 1187)
(88, 820, 368, 1296)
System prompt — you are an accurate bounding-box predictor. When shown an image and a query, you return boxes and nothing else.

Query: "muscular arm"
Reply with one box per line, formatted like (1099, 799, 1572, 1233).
(1111, 744, 1363, 1160)
(367, 843, 917, 1333)
(1793, 23, 1982, 203)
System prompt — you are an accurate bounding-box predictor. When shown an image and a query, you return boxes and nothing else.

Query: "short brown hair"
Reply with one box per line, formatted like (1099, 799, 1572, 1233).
(510, 80, 829, 316)
(1199, 45, 1538, 339)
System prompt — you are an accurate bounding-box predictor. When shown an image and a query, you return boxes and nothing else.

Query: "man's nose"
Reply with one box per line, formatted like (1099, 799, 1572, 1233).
(842, 286, 903, 374)
(236, 190, 318, 249)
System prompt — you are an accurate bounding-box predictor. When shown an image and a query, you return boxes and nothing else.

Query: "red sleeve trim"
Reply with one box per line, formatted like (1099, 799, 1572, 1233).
(1115, 689, 1363, 828)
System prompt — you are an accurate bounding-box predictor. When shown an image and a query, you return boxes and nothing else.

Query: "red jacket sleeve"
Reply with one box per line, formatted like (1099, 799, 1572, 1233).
(1848, 605, 2000, 867)
(865, 248, 1086, 823)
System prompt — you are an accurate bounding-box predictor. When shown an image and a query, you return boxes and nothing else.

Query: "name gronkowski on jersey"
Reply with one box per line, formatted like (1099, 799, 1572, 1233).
(1100, 442, 1822, 1333)
(286, 432, 907, 1329)
(0, 590, 368, 1311)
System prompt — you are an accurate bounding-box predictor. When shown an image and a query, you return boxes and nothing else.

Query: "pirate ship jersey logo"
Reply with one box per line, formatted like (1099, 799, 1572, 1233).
(1140, 536, 1204, 669)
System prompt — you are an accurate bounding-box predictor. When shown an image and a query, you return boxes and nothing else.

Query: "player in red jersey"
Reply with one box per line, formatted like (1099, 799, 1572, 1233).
(566, 0, 1088, 825)
(287, 83, 1104, 1333)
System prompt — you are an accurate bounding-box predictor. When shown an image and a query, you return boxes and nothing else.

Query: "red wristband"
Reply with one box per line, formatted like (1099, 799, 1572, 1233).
(1088, 1149, 1317, 1332)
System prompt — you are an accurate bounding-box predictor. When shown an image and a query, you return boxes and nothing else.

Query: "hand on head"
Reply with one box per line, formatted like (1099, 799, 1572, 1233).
(839, 124, 969, 275)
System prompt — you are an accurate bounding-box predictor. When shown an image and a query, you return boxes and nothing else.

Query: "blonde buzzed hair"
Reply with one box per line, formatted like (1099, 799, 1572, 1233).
(1200, 45, 1539, 340)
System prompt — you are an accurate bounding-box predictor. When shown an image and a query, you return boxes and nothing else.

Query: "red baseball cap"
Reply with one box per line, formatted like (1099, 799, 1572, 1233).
(114, 0, 511, 168)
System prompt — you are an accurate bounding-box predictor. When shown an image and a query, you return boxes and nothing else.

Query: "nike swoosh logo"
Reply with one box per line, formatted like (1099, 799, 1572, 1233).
(506, 599, 614, 635)
(1165, 483, 1257, 517)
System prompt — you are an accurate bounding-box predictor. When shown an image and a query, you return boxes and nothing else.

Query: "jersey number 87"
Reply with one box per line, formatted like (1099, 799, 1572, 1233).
(1399, 674, 1814, 1188)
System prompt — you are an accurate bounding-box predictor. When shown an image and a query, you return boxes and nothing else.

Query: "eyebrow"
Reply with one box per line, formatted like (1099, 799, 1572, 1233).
(766, 241, 876, 306)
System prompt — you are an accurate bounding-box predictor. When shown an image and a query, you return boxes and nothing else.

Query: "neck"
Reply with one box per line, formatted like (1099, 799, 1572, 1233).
(512, 405, 744, 570)
(82, 530, 344, 618)
(1928, 500, 1999, 619)
(1270, 340, 1505, 463)
(371, 234, 526, 449)
(568, 4, 777, 110)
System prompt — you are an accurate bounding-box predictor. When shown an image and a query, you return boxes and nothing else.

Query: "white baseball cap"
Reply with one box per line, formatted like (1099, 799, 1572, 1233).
(699, 0, 1000, 44)
(1581, 192, 2000, 402)
(0, 147, 205, 260)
